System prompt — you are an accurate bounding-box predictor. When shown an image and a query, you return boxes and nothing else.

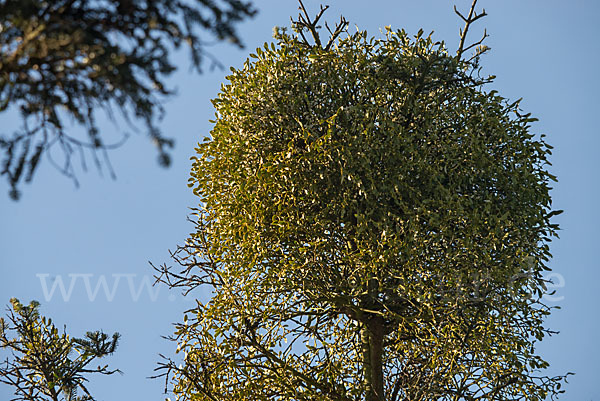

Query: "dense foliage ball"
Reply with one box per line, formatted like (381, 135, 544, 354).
(192, 28, 556, 302)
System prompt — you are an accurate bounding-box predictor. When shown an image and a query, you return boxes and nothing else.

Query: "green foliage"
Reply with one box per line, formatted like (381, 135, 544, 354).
(155, 10, 569, 401)
(0, 0, 256, 200)
(0, 299, 120, 401)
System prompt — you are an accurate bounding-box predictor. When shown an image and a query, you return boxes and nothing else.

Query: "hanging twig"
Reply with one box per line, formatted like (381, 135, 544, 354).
(455, 0, 488, 60)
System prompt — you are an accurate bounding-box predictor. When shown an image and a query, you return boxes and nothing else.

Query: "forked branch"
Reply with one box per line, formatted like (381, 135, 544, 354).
(455, 0, 488, 60)
(323, 16, 349, 50)
(294, 1, 348, 50)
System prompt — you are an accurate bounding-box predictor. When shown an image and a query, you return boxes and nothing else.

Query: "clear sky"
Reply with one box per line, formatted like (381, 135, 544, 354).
(1, 1, 598, 400)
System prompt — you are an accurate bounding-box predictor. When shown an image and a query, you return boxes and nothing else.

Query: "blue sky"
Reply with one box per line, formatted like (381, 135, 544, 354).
(1, 1, 598, 400)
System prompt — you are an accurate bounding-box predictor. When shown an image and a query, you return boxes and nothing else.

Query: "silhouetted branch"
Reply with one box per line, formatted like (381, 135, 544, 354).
(455, 0, 488, 60)
(0, 0, 257, 200)
(293, 1, 348, 50)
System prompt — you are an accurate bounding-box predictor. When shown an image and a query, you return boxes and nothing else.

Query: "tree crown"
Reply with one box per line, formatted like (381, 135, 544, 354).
(155, 8, 568, 400)
(0, 299, 120, 401)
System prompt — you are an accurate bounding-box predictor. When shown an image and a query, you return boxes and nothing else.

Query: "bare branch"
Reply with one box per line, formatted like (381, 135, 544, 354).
(292, 2, 349, 50)
(296, 0, 328, 47)
(324, 16, 349, 51)
(461, 28, 489, 55)
(455, 0, 488, 59)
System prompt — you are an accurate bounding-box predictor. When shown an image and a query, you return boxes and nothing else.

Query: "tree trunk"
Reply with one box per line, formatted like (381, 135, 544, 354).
(363, 317, 385, 401)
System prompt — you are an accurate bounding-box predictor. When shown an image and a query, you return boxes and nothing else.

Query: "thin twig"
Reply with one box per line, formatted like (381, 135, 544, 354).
(294, 1, 348, 50)
(297, 0, 327, 47)
(455, 0, 488, 59)
(461, 28, 488, 55)
(324, 16, 349, 51)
